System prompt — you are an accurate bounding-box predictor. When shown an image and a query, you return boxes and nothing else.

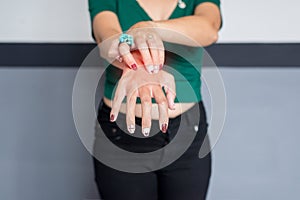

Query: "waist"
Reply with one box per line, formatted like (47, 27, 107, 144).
(103, 97, 196, 120)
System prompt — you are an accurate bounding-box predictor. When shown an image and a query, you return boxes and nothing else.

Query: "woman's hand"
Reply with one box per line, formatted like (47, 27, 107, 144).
(108, 50, 175, 136)
(110, 67, 176, 137)
(102, 21, 165, 74)
(127, 22, 165, 73)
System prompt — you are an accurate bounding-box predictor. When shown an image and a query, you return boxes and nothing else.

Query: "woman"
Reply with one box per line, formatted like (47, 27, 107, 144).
(88, 0, 222, 199)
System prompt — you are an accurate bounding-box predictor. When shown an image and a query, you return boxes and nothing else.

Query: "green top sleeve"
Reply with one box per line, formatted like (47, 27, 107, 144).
(88, 0, 117, 21)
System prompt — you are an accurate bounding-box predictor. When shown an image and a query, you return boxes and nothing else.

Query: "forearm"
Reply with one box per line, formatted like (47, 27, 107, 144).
(92, 11, 122, 43)
(129, 2, 221, 47)
(131, 16, 218, 47)
(154, 15, 219, 47)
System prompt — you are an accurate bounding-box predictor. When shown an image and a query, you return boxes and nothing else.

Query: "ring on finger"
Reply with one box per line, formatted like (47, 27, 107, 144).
(116, 55, 123, 63)
(119, 33, 134, 47)
(147, 34, 154, 40)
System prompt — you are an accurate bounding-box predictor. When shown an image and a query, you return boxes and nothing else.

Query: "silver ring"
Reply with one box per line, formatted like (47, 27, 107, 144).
(147, 34, 154, 39)
(116, 55, 123, 63)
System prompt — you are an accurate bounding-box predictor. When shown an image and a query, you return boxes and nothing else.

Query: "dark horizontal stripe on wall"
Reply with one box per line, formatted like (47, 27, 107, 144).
(0, 43, 300, 67)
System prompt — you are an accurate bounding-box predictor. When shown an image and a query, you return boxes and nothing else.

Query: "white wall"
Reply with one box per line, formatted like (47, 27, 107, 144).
(1, 0, 300, 43)
(219, 0, 300, 43)
(0, 0, 91, 42)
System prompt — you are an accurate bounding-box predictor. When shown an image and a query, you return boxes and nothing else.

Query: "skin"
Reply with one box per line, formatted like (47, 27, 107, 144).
(108, 50, 176, 136)
(92, 1, 221, 136)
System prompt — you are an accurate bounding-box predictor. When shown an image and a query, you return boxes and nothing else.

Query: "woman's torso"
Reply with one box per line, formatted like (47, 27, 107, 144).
(103, 0, 205, 118)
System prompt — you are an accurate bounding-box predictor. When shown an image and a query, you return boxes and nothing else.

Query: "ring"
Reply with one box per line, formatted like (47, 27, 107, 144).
(116, 55, 123, 63)
(147, 34, 153, 39)
(119, 33, 134, 47)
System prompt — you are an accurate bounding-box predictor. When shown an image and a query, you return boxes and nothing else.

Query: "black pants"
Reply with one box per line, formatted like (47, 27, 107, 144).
(93, 100, 211, 200)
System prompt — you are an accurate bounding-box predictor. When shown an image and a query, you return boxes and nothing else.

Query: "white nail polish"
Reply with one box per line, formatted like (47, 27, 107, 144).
(147, 65, 154, 73)
(153, 65, 159, 73)
(142, 128, 150, 137)
(128, 125, 135, 134)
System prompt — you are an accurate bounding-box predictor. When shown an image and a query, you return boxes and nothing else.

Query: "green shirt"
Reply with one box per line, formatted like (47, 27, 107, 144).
(88, 0, 221, 103)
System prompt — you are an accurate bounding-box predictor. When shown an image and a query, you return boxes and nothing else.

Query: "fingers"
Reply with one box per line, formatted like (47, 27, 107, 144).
(159, 72, 176, 110)
(136, 34, 165, 74)
(110, 80, 126, 122)
(118, 42, 138, 70)
(156, 39, 165, 70)
(135, 36, 154, 73)
(138, 86, 152, 137)
(108, 39, 120, 61)
(164, 86, 176, 110)
(152, 85, 169, 133)
(126, 90, 138, 134)
(146, 35, 160, 73)
(115, 31, 165, 74)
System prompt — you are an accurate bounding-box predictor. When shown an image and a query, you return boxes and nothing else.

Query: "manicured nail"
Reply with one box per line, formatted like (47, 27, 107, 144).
(171, 103, 175, 110)
(153, 65, 159, 73)
(110, 114, 115, 122)
(142, 128, 150, 137)
(128, 125, 135, 134)
(147, 65, 154, 73)
(131, 64, 137, 70)
(162, 123, 168, 133)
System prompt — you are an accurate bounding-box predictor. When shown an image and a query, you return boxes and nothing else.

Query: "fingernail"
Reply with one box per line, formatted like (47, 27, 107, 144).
(171, 104, 176, 110)
(153, 65, 159, 73)
(147, 65, 154, 73)
(142, 128, 150, 137)
(128, 125, 135, 134)
(110, 114, 115, 122)
(131, 64, 137, 70)
(162, 123, 168, 133)
(159, 64, 163, 70)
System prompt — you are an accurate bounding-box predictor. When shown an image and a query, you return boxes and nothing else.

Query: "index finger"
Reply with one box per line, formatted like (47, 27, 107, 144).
(119, 42, 138, 70)
(110, 80, 126, 122)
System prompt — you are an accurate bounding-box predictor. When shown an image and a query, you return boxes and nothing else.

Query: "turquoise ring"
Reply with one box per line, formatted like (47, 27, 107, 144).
(119, 33, 134, 46)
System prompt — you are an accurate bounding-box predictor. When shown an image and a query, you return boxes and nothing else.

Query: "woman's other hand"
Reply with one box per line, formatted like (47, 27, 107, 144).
(101, 22, 165, 74)
(127, 21, 165, 74)
(109, 51, 175, 137)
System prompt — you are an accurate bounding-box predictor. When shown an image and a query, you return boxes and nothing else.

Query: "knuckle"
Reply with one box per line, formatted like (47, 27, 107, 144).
(126, 109, 135, 117)
(119, 44, 129, 52)
(135, 31, 143, 37)
(135, 37, 146, 45)
(147, 40, 156, 47)
(141, 98, 152, 106)
(158, 98, 168, 106)
(155, 95, 167, 104)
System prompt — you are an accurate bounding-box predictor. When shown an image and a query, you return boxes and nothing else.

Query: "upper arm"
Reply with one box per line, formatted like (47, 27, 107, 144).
(194, 1, 222, 30)
(92, 12, 122, 43)
(88, 0, 117, 22)
(88, 0, 122, 42)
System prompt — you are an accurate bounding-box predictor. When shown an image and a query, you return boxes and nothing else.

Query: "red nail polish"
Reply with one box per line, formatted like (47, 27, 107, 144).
(110, 114, 114, 122)
(131, 64, 137, 70)
(162, 124, 167, 133)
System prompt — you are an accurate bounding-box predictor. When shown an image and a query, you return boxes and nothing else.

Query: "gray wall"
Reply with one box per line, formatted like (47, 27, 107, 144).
(0, 67, 299, 200)
(0, 0, 300, 43)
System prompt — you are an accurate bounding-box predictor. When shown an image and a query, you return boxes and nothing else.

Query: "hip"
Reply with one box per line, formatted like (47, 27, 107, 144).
(96, 98, 208, 153)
